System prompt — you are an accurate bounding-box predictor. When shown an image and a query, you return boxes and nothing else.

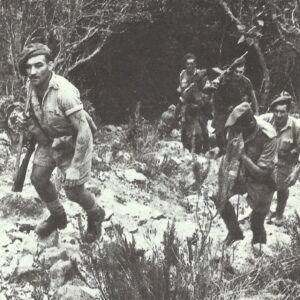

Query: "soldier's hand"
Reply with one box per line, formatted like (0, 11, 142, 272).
(15, 113, 30, 131)
(285, 168, 299, 187)
(64, 167, 80, 188)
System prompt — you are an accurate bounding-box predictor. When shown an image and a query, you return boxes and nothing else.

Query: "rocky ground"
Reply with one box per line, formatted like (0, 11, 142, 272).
(0, 125, 299, 299)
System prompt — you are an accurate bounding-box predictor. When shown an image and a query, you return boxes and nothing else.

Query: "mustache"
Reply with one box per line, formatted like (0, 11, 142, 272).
(29, 75, 39, 79)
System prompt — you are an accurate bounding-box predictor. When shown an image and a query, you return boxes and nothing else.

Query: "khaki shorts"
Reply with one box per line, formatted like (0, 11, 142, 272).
(276, 163, 294, 190)
(33, 143, 91, 185)
(233, 178, 275, 214)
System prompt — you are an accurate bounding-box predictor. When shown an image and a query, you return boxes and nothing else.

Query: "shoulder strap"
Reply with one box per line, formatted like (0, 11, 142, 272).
(29, 98, 54, 142)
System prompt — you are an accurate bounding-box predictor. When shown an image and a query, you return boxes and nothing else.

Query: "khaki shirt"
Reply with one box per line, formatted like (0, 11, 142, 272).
(243, 117, 277, 178)
(27, 72, 83, 143)
(260, 113, 300, 167)
(27, 73, 92, 174)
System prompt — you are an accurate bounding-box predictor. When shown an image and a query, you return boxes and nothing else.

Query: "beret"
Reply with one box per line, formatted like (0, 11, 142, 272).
(269, 95, 292, 110)
(18, 43, 51, 76)
(225, 102, 252, 128)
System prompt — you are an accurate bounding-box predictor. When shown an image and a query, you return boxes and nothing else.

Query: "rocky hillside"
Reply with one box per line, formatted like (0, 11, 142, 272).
(0, 125, 299, 299)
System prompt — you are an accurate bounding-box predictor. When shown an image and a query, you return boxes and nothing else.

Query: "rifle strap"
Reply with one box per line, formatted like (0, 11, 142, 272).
(29, 97, 54, 143)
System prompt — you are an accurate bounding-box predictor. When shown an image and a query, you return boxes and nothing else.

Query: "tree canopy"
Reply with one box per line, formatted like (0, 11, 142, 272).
(0, 0, 299, 121)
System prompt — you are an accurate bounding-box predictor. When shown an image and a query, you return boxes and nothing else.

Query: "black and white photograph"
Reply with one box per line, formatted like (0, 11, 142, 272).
(0, 0, 299, 299)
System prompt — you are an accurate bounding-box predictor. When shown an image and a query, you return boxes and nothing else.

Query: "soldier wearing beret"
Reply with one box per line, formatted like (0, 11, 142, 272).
(17, 43, 105, 242)
(220, 102, 277, 246)
(261, 93, 300, 226)
(212, 57, 259, 156)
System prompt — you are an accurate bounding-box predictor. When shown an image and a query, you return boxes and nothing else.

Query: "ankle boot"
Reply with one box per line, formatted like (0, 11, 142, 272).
(84, 206, 105, 243)
(220, 202, 244, 246)
(35, 211, 67, 238)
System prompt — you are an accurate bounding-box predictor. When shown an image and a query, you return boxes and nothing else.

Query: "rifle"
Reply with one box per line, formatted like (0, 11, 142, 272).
(12, 136, 36, 192)
(12, 93, 36, 192)
(204, 52, 249, 93)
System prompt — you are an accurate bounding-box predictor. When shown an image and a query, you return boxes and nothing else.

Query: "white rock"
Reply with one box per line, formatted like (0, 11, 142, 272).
(105, 125, 117, 132)
(1, 266, 16, 280)
(52, 284, 95, 300)
(169, 156, 181, 165)
(6, 239, 23, 255)
(41, 247, 68, 268)
(17, 254, 34, 276)
(0, 257, 6, 268)
(0, 233, 11, 247)
(124, 169, 147, 183)
(170, 129, 180, 138)
(6, 230, 27, 242)
(0, 292, 7, 300)
(105, 151, 113, 164)
(22, 232, 38, 255)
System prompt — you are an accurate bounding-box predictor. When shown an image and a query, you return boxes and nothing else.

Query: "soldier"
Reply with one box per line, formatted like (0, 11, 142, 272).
(17, 43, 105, 242)
(220, 102, 277, 246)
(175, 53, 211, 154)
(261, 93, 300, 226)
(212, 56, 259, 156)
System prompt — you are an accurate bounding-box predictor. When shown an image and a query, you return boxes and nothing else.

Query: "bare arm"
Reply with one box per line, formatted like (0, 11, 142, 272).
(250, 90, 259, 115)
(285, 162, 300, 187)
(241, 154, 270, 179)
(65, 109, 92, 187)
(242, 136, 277, 180)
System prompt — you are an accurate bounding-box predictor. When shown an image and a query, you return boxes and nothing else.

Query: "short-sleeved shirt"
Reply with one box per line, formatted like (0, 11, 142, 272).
(260, 113, 300, 167)
(243, 118, 277, 174)
(177, 69, 208, 102)
(214, 74, 255, 112)
(177, 69, 209, 122)
(27, 72, 83, 143)
(260, 113, 300, 189)
(27, 72, 92, 184)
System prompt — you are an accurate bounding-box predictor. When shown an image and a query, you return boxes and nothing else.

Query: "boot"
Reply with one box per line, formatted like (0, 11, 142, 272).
(251, 211, 267, 244)
(35, 211, 67, 238)
(83, 206, 105, 243)
(220, 202, 244, 246)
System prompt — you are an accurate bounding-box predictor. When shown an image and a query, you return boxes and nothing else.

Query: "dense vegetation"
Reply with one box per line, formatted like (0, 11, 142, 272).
(0, 0, 299, 122)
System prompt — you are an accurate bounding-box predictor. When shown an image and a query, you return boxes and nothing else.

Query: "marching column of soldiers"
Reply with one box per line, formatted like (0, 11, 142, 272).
(0, 44, 299, 248)
(171, 52, 300, 247)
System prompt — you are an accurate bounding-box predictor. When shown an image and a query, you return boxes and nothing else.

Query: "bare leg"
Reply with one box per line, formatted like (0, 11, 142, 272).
(276, 188, 289, 218)
(31, 164, 64, 214)
(31, 164, 56, 201)
(64, 184, 95, 211)
(64, 185, 105, 242)
(31, 164, 66, 237)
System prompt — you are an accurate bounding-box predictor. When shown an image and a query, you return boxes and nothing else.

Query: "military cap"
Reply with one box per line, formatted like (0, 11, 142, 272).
(269, 93, 292, 111)
(225, 102, 252, 128)
(18, 43, 51, 76)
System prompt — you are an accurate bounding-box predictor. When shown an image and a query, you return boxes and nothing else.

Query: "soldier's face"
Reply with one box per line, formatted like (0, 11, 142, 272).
(234, 66, 245, 78)
(25, 55, 52, 87)
(274, 104, 288, 126)
(233, 111, 256, 135)
(186, 59, 196, 73)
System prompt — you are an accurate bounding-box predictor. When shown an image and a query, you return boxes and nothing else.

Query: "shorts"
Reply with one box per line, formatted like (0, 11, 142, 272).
(276, 163, 294, 190)
(233, 178, 275, 214)
(33, 143, 91, 185)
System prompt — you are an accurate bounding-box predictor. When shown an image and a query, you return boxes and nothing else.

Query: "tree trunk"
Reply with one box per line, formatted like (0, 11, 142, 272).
(254, 40, 271, 109)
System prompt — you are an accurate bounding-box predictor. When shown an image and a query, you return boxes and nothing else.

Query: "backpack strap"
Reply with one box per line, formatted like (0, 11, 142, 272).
(29, 97, 54, 142)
